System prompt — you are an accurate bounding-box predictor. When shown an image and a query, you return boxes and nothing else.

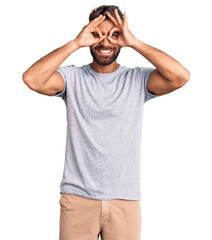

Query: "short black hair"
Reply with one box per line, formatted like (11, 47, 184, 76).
(89, 5, 124, 22)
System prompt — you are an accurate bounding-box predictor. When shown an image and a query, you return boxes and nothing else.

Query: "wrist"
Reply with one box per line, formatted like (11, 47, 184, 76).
(68, 39, 81, 50)
(131, 38, 144, 49)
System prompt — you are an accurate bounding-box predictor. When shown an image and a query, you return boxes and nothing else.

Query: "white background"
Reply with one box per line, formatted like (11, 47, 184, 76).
(0, 0, 211, 239)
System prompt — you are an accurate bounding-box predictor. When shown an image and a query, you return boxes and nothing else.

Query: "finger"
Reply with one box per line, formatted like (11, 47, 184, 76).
(114, 9, 123, 27)
(123, 12, 128, 27)
(94, 35, 106, 44)
(95, 27, 103, 38)
(93, 15, 106, 27)
(105, 11, 118, 27)
(90, 14, 103, 24)
(88, 15, 103, 30)
(108, 26, 119, 38)
(107, 36, 117, 45)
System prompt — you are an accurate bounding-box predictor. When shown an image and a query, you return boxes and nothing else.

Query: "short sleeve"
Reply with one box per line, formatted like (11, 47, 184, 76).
(50, 65, 75, 100)
(142, 67, 160, 103)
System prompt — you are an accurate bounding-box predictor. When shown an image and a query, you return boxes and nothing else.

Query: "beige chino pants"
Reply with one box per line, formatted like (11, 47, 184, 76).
(59, 193, 142, 240)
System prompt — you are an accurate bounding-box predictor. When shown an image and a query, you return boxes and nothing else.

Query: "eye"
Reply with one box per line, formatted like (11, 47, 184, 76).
(92, 32, 100, 38)
(112, 31, 120, 39)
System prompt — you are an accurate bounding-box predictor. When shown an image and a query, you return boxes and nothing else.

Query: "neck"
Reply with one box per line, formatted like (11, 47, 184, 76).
(90, 61, 119, 73)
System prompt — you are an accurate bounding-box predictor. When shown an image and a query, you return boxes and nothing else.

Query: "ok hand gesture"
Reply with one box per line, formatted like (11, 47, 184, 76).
(74, 15, 107, 47)
(106, 9, 137, 48)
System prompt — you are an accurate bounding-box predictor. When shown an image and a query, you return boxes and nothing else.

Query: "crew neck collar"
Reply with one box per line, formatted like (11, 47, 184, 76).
(84, 63, 125, 78)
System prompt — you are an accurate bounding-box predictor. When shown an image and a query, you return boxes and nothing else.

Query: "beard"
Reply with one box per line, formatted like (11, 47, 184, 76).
(90, 45, 121, 66)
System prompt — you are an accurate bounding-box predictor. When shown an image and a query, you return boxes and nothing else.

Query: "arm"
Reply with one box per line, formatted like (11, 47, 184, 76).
(22, 14, 107, 96)
(106, 9, 190, 95)
(22, 41, 80, 95)
(131, 40, 190, 95)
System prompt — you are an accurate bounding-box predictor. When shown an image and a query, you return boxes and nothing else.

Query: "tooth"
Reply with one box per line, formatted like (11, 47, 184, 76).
(100, 50, 111, 52)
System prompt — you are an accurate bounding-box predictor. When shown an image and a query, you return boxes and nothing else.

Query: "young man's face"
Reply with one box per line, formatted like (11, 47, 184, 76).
(90, 19, 121, 66)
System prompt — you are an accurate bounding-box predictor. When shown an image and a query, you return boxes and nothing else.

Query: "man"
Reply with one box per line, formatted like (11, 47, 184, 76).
(22, 5, 190, 240)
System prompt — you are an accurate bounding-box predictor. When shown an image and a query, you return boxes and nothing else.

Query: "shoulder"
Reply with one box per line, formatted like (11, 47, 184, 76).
(120, 65, 155, 80)
(56, 64, 86, 80)
(57, 64, 77, 72)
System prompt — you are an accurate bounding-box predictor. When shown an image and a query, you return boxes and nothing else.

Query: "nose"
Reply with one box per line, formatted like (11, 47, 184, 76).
(100, 36, 111, 46)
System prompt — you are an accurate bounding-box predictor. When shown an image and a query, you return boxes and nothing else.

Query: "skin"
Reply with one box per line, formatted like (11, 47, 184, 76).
(73, 14, 120, 73)
(74, 9, 190, 95)
(89, 20, 121, 69)
(23, 9, 190, 96)
(73, 10, 136, 73)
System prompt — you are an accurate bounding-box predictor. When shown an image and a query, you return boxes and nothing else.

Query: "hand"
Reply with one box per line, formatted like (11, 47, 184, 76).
(73, 15, 107, 48)
(105, 9, 137, 48)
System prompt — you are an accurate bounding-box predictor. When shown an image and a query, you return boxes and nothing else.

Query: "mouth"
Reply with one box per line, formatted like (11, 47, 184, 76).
(97, 49, 113, 55)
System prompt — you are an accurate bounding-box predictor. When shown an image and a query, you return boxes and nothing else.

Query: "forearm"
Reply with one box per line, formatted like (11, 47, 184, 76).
(22, 40, 80, 85)
(131, 39, 190, 82)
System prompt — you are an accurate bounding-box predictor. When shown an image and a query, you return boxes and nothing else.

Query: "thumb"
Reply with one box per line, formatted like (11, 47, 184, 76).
(93, 35, 106, 44)
(107, 36, 117, 45)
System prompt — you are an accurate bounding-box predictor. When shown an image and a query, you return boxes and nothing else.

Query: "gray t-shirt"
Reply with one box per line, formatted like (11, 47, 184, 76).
(51, 63, 159, 200)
